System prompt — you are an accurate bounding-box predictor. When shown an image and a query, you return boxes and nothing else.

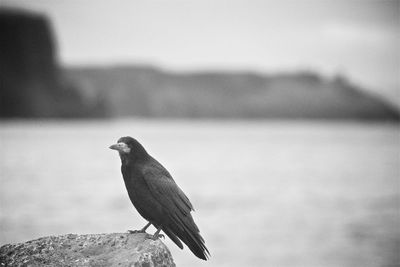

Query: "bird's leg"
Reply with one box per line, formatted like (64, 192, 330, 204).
(140, 222, 152, 232)
(150, 227, 165, 240)
(128, 222, 152, 234)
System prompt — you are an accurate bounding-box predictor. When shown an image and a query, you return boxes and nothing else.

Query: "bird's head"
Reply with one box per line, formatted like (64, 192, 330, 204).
(109, 136, 148, 160)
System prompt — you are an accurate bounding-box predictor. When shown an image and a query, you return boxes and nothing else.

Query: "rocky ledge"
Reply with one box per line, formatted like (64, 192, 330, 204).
(0, 233, 175, 267)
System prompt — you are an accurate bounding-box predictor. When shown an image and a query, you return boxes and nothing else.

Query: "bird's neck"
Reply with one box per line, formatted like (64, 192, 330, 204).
(119, 151, 149, 165)
(120, 156, 129, 165)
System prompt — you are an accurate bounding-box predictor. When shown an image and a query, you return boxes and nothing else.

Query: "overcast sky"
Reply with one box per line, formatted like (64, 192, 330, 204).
(2, 0, 400, 106)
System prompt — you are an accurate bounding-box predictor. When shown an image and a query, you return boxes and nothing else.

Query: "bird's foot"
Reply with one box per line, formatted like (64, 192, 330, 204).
(127, 229, 146, 234)
(128, 222, 152, 234)
(150, 233, 165, 240)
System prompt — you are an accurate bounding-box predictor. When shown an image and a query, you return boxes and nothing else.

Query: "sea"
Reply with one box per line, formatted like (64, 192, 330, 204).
(0, 119, 399, 267)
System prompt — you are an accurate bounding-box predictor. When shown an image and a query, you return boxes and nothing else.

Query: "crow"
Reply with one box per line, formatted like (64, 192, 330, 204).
(109, 136, 210, 260)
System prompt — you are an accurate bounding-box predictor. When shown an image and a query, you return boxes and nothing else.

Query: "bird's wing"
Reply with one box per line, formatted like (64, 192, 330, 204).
(142, 161, 194, 216)
(142, 160, 210, 260)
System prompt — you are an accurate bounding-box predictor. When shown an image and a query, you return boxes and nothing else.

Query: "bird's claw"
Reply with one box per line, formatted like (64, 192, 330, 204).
(150, 233, 165, 240)
(127, 229, 146, 234)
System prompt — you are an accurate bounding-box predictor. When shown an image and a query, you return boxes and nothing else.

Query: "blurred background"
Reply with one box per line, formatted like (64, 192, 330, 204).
(0, 0, 399, 266)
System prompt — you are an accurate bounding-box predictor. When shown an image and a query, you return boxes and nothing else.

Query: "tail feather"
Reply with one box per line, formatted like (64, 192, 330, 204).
(168, 213, 210, 260)
(163, 227, 183, 249)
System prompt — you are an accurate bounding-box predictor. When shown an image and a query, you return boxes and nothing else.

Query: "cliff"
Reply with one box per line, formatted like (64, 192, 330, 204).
(1, 9, 398, 120)
(0, 233, 175, 267)
(0, 9, 108, 118)
(65, 66, 400, 120)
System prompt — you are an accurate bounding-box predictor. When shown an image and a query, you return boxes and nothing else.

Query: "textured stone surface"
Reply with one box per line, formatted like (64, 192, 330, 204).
(0, 233, 175, 267)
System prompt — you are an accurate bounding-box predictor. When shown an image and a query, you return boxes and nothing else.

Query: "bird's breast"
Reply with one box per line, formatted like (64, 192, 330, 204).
(121, 164, 164, 222)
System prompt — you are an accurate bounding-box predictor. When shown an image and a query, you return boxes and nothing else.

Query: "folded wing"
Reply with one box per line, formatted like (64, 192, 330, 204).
(142, 160, 210, 260)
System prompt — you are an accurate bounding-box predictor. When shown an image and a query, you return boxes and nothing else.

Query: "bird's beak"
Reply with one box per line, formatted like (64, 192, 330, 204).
(109, 143, 120, 151)
(109, 142, 131, 153)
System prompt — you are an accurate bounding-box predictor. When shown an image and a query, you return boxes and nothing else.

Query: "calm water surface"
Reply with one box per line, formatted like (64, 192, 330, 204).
(0, 120, 399, 267)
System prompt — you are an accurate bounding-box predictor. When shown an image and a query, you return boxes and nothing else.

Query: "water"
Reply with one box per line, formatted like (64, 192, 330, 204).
(0, 120, 399, 266)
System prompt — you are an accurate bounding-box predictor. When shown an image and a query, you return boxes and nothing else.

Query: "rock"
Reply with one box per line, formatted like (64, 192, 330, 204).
(0, 233, 175, 267)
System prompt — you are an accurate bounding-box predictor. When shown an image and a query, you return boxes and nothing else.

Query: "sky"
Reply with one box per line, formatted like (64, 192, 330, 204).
(2, 0, 400, 106)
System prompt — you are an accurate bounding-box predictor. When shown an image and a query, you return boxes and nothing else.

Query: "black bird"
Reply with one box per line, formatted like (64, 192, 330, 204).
(109, 136, 210, 260)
